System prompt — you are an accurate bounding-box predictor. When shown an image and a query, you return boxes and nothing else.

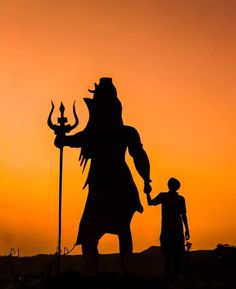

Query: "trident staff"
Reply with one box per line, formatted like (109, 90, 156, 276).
(48, 101, 78, 274)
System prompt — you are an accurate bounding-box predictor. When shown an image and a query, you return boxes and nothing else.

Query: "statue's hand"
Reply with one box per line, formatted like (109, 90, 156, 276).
(54, 135, 64, 148)
(144, 182, 152, 194)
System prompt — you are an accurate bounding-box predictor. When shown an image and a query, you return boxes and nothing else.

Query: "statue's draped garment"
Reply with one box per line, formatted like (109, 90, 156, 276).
(61, 125, 150, 244)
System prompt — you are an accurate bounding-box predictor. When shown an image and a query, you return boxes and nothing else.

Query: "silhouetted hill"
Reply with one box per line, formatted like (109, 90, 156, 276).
(0, 246, 235, 289)
(139, 245, 162, 255)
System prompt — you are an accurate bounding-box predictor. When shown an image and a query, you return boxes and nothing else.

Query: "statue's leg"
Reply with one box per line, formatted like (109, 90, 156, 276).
(118, 226, 133, 273)
(81, 239, 99, 275)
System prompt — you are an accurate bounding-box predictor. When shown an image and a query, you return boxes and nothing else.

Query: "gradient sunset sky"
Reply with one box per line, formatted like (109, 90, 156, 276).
(0, 0, 235, 256)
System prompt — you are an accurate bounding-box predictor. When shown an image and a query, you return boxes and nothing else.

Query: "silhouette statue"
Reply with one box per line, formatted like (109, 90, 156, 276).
(54, 77, 152, 274)
(145, 177, 190, 277)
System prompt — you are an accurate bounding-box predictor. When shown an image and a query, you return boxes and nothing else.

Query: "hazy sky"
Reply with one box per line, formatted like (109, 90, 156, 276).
(0, 0, 235, 256)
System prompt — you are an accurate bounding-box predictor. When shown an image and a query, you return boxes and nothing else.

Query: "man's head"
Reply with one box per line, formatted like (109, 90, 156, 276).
(167, 177, 181, 192)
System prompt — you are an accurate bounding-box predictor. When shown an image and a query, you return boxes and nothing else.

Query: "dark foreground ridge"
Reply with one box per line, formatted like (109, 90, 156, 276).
(45, 271, 168, 289)
(0, 246, 235, 289)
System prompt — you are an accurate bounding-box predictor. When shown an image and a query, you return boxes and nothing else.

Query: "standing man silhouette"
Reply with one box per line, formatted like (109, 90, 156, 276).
(54, 77, 152, 274)
(145, 177, 190, 278)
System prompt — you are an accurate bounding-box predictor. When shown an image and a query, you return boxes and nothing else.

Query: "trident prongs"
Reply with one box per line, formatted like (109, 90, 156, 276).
(47, 101, 79, 135)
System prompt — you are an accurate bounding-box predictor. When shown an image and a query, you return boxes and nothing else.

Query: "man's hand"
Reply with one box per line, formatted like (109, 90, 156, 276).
(144, 182, 152, 194)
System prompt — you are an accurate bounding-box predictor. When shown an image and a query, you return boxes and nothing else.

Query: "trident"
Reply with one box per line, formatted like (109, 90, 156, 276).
(48, 101, 79, 273)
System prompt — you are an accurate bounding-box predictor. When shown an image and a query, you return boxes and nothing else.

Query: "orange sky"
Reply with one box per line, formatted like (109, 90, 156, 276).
(0, 0, 235, 256)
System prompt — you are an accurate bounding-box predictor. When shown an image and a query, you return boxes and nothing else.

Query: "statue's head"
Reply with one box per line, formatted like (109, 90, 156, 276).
(84, 77, 123, 127)
(88, 77, 117, 100)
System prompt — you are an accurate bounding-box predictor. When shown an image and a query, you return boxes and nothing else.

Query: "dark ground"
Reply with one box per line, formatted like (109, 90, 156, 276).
(0, 246, 235, 289)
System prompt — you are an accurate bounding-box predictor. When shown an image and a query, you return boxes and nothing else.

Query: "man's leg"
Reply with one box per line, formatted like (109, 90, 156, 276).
(81, 239, 99, 275)
(173, 254, 181, 277)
